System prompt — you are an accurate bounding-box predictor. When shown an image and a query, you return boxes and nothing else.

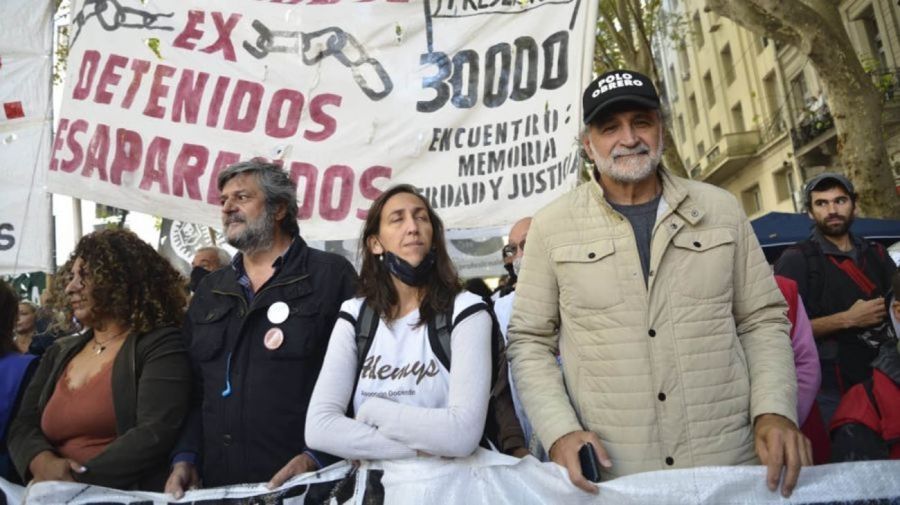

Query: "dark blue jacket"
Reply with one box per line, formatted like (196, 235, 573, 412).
(0, 352, 36, 482)
(176, 237, 357, 486)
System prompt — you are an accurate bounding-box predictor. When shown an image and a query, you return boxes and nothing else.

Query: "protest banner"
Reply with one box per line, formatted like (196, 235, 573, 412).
(0, 0, 53, 275)
(47, 0, 598, 240)
(2, 450, 900, 504)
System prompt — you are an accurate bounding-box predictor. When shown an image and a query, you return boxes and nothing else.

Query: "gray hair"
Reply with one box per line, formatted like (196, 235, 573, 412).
(217, 160, 300, 238)
(195, 246, 231, 269)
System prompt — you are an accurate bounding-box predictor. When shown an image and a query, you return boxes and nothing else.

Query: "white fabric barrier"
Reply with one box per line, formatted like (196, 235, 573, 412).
(2, 449, 899, 504)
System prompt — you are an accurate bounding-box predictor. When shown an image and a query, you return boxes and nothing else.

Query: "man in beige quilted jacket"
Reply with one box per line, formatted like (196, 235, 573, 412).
(506, 70, 811, 497)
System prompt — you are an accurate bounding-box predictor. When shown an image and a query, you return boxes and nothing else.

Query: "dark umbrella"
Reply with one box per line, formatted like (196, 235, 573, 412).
(750, 211, 900, 263)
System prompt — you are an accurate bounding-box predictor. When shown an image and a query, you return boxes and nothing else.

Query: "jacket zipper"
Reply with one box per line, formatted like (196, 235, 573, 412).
(210, 274, 311, 398)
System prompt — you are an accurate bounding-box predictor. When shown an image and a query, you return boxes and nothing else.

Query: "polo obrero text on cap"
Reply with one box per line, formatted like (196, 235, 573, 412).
(582, 69, 660, 124)
(590, 72, 647, 97)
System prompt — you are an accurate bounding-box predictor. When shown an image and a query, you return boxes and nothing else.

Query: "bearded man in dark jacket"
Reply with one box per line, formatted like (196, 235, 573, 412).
(166, 160, 357, 497)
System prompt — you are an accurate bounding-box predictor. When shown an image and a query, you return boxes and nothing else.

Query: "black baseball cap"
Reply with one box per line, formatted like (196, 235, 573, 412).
(583, 70, 660, 125)
(804, 172, 855, 207)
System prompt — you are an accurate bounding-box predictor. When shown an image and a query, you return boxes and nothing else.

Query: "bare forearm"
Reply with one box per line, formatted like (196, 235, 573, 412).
(810, 312, 848, 339)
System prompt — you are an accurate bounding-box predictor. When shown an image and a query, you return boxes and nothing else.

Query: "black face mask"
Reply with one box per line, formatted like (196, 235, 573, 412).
(382, 250, 436, 286)
(189, 266, 210, 292)
(504, 262, 517, 284)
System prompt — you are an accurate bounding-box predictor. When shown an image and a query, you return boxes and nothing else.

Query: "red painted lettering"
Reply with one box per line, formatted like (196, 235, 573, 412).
(139, 137, 171, 194)
(289, 162, 318, 219)
(265, 89, 304, 138)
(61, 120, 88, 173)
(223, 80, 262, 132)
(356, 165, 392, 219)
(49, 119, 70, 171)
(201, 12, 242, 62)
(143, 64, 176, 119)
(94, 54, 128, 105)
(121, 59, 151, 109)
(172, 144, 209, 200)
(319, 165, 353, 221)
(206, 76, 231, 128)
(111, 128, 143, 185)
(172, 70, 210, 124)
(304, 93, 341, 141)
(82, 123, 110, 181)
(172, 10, 205, 51)
(72, 50, 101, 101)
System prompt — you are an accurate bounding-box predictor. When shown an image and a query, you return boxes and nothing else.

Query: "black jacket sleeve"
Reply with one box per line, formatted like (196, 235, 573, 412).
(75, 329, 192, 489)
(170, 300, 205, 464)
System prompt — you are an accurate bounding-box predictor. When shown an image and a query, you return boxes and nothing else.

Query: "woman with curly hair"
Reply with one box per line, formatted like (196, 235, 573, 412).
(305, 184, 494, 462)
(8, 229, 192, 490)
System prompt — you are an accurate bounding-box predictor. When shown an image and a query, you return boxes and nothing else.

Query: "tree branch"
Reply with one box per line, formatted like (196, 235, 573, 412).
(705, 0, 801, 48)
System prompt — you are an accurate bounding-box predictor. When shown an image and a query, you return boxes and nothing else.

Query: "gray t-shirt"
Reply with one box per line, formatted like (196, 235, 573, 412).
(609, 194, 662, 285)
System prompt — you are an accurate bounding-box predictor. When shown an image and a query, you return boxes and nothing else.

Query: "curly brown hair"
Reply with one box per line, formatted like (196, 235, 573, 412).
(54, 229, 186, 333)
(358, 184, 461, 326)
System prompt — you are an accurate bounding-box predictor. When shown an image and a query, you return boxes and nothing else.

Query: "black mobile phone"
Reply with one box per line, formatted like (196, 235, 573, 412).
(578, 443, 602, 482)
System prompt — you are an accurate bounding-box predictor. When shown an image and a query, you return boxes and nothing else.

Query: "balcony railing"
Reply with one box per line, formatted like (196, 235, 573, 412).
(790, 108, 833, 150)
(760, 116, 786, 145)
(699, 130, 761, 183)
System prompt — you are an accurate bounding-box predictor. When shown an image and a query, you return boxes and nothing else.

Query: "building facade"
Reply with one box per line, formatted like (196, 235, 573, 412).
(655, 0, 900, 219)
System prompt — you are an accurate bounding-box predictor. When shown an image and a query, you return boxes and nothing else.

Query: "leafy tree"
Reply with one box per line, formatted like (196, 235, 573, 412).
(706, 0, 900, 217)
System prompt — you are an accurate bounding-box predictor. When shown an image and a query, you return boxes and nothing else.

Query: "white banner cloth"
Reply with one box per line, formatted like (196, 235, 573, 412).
(3, 449, 900, 504)
(0, 0, 53, 274)
(47, 0, 598, 240)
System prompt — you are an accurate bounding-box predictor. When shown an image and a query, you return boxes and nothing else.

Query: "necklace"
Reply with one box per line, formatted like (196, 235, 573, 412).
(91, 328, 129, 355)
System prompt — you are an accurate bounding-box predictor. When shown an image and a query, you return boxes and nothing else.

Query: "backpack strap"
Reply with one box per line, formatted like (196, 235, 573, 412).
(356, 302, 379, 366)
(347, 301, 380, 417)
(428, 309, 453, 371)
(426, 301, 491, 372)
(862, 241, 892, 295)
(795, 240, 826, 314)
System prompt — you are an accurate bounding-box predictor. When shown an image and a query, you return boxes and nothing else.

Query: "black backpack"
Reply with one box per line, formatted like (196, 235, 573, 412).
(791, 239, 890, 316)
(342, 299, 521, 453)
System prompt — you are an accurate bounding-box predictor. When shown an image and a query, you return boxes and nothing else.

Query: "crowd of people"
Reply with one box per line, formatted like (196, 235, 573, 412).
(0, 69, 897, 501)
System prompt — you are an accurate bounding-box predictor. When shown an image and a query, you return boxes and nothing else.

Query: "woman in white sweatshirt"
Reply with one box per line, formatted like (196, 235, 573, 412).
(306, 184, 492, 461)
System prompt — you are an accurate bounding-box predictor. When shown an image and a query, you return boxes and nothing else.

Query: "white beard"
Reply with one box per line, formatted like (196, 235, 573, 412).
(591, 134, 664, 183)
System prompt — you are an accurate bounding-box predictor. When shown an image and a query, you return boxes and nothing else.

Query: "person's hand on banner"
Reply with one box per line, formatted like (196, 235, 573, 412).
(28, 450, 85, 482)
(165, 461, 201, 499)
(754, 413, 812, 498)
(549, 430, 611, 494)
(267, 453, 317, 489)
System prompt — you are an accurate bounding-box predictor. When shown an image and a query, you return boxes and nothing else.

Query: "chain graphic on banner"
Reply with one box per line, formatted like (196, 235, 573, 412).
(243, 21, 394, 101)
(70, 0, 175, 47)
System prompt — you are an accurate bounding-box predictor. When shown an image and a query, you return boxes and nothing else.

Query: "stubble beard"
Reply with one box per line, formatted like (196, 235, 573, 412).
(815, 214, 853, 238)
(224, 208, 276, 254)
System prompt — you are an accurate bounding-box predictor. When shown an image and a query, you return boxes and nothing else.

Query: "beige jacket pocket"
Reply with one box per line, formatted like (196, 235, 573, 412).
(550, 239, 623, 310)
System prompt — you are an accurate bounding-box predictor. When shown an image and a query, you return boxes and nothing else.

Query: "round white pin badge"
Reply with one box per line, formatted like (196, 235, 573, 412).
(267, 301, 290, 324)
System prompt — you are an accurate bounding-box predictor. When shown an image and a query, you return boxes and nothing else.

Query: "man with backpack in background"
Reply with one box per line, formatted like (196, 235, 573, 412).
(776, 173, 897, 427)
